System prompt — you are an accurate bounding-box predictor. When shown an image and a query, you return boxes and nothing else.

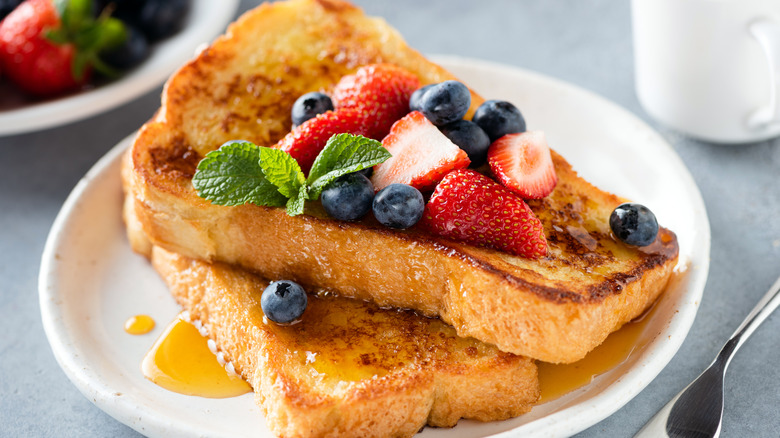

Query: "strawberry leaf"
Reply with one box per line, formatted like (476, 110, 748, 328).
(71, 52, 91, 80)
(45, 0, 128, 79)
(45, 28, 69, 44)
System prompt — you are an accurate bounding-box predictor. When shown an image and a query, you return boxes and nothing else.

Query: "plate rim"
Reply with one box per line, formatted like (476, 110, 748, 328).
(432, 54, 711, 437)
(39, 56, 711, 438)
(0, 0, 240, 137)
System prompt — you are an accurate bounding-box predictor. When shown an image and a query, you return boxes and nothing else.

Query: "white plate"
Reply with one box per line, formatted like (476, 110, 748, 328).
(39, 57, 711, 438)
(0, 0, 239, 137)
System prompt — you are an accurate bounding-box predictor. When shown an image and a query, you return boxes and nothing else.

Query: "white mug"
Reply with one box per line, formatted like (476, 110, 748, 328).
(632, 0, 780, 143)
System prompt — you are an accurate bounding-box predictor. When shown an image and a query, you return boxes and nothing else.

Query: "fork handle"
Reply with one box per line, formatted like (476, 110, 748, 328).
(725, 274, 780, 367)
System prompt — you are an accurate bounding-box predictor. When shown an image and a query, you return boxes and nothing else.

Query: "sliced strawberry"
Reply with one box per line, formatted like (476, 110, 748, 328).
(487, 131, 557, 199)
(332, 63, 420, 140)
(420, 169, 547, 259)
(371, 111, 470, 192)
(275, 108, 367, 174)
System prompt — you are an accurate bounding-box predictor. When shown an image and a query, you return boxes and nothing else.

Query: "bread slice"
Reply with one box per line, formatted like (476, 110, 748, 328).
(149, 246, 539, 437)
(126, 0, 679, 363)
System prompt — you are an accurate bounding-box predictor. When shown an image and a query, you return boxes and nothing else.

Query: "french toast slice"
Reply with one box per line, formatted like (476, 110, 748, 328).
(125, 0, 679, 363)
(149, 246, 539, 437)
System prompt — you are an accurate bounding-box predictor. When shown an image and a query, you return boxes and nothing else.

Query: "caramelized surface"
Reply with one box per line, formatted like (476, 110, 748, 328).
(273, 292, 504, 383)
(157, 0, 477, 158)
(127, 0, 679, 363)
(443, 150, 679, 304)
(151, 247, 539, 435)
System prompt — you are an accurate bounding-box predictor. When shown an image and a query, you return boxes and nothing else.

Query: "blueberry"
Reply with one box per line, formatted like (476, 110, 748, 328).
(291, 92, 334, 126)
(321, 173, 375, 221)
(133, 0, 191, 42)
(409, 83, 435, 112)
(261, 280, 308, 324)
(99, 0, 145, 21)
(609, 203, 659, 246)
(440, 120, 491, 167)
(0, 0, 23, 20)
(101, 25, 149, 70)
(355, 166, 373, 178)
(419, 80, 471, 126)
(372, 184, 424, 229)
(472, 100, 526, 142)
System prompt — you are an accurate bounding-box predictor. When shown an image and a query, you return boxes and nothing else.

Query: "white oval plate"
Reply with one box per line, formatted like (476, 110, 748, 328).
(39, 57, 710, 438)
(0, 0, 239, 137)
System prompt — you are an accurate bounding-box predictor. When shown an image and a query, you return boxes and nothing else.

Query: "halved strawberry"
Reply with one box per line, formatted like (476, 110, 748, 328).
(419, 169, 547, 259)
(487, 131, 557, 199)
(332, 63, 420, 140)
(371, 111, 470, 192)
(275, 108, 367, 174)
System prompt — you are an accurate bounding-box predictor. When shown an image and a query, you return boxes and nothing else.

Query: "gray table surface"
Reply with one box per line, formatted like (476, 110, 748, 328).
(2, 1, 779, 437)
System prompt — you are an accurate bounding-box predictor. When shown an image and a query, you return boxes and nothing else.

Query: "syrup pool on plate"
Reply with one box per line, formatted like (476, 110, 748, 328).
(537, 303, 658, 402)
(134, 302, 656, 401)
(124, 314, 155, 335)
(141, 314, 251, 398)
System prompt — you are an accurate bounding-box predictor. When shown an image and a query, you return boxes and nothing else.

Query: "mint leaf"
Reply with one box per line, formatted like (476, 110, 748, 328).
(192, 142, 287, 207)
(307, 134, 390, 199)
(285, 184, 309, 216)
(192, 134, 391, 217)
(258, 147, 307, 199)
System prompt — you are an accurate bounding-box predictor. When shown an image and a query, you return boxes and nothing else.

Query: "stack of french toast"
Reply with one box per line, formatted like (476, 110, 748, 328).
(121, 0, 679, 436)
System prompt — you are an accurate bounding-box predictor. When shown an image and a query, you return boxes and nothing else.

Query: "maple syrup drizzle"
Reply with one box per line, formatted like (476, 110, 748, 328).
(138, 299, 660, 402)
(141, 314, 251, 398)
(537, 302, 658, 402)
(124, 315, 155, 335)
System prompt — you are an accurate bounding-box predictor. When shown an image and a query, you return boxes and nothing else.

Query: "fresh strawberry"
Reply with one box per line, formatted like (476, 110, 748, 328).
(275, 108, 367, 174)
(332, 63, 420, 140)
(420, 169, 547, 259)
(487, 131, 557, 199)
(0, 0, 75, 96)
(371, 111, 470, 192)
(0, 0, 126, 97)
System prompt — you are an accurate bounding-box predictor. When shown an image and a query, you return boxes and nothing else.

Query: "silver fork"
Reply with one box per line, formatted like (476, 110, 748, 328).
(635, 274, 780, 438)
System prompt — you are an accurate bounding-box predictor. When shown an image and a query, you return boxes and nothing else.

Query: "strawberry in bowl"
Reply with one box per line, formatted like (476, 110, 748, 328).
(0, 0, 191, 99)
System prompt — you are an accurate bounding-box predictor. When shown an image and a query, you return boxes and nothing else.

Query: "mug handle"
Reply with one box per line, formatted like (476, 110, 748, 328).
(748, 19, 780, 131)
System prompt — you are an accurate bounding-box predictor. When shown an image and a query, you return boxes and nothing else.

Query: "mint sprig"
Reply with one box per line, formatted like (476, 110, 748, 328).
(192, 134, 390, 216)
(192, 141, 288, 207)
(307, 133, 392, 199)
(258, 147, 306, 198)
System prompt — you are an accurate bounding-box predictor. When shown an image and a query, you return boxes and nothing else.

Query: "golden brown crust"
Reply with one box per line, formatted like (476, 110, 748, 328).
(128, 139, 678, 363)
(125, 0, 679, 364)
(151, 247, 539, 437)
(153, 0, 473, 158)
